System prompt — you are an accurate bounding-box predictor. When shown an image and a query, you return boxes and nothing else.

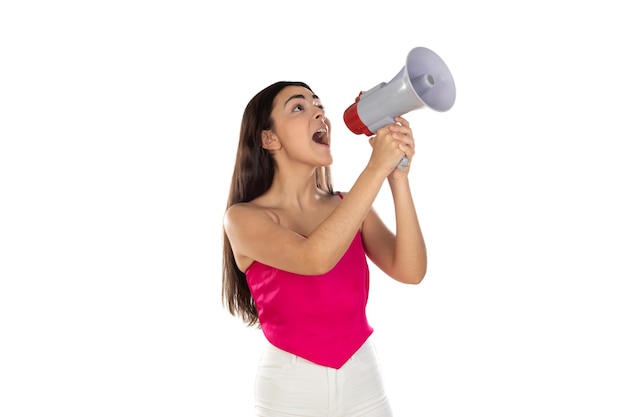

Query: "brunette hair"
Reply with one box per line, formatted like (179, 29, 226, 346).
(221, 81, 334, 326)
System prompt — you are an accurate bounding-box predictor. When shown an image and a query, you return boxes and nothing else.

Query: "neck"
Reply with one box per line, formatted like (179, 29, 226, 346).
(266, 166, 324, 209)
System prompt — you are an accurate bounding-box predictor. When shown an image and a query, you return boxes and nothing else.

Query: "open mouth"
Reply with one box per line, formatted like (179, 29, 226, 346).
(312, 129, 329, 145)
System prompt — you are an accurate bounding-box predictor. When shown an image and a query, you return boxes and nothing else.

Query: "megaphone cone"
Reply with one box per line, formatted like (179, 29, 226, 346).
(343, 47, 456, 136)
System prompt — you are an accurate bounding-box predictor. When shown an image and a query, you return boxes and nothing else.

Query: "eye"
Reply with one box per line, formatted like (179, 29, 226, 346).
(292, 104, 304, 112)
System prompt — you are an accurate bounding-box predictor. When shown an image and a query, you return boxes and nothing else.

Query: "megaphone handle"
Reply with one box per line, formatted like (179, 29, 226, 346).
(397, 155, 409, 168)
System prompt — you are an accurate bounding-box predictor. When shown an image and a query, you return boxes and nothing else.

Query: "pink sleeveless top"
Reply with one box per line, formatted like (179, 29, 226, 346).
(245, 200, 373, 369)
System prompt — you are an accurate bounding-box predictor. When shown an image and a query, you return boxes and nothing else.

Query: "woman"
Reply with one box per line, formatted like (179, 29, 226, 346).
(222, 81, 427, 416)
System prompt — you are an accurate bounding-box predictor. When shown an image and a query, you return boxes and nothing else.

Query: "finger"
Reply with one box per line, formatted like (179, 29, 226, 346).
(389, 123, 413, 137)
(394, 116, 410, 127)
(394, 133, 414, 147)
(398, 142, 416, 158)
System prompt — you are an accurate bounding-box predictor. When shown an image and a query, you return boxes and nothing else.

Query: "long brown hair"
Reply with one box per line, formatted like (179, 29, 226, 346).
(221, 81, 335, 326)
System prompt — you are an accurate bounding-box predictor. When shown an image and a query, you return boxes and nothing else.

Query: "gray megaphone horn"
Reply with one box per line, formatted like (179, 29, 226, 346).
(343, 46, 456, 167)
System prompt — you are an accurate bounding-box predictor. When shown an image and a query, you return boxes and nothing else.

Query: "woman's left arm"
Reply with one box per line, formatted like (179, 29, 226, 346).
(361, 117, 427, 284)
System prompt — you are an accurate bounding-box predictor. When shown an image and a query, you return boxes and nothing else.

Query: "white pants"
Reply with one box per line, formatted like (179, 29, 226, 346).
(254, 339, 393, 417)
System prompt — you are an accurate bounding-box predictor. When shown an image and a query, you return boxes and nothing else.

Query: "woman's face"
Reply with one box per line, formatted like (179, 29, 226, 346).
(265, 85, 332, 166)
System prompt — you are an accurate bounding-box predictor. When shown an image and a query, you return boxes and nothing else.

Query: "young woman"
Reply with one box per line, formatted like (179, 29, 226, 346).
(222, 81, 427, 417)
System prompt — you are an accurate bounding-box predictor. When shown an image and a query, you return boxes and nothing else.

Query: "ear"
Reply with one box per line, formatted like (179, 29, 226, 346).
(261, 130, 281, 151)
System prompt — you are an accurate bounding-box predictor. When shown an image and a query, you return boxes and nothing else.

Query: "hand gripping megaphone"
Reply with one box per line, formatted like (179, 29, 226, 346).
(343, 46, 456, 167)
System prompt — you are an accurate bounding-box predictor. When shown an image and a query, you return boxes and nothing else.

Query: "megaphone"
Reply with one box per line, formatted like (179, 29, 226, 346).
(343, 46, 456, 167)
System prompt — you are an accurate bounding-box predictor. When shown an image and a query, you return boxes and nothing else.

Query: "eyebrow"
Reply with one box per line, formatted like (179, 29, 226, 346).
(283, 93, 320, 108)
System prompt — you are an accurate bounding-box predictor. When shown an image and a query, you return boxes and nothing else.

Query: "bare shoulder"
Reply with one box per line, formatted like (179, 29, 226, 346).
(224, 201, 278, 232)
(223, 202, 282, 272)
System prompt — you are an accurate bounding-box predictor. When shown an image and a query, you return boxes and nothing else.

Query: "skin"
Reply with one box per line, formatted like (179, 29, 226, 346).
(224, 85, 427, 284)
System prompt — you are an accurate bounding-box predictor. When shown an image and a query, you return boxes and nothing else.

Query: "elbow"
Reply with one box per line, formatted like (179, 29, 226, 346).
(298, 254, 339, 276)
(303, 242, 344, 276)
(398, 263, 427, 285)
(408, 272, 426, 285)
(409, 255, 427, 285)
(392, 247, 427, 285)
(402, 271, 425, 285)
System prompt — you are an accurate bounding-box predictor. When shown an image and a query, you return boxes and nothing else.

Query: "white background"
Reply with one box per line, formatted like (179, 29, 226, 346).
(1, 1, 625, 416)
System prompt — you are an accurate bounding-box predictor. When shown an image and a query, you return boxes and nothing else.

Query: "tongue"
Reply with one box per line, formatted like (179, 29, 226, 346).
(313, 132, 325, 144)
